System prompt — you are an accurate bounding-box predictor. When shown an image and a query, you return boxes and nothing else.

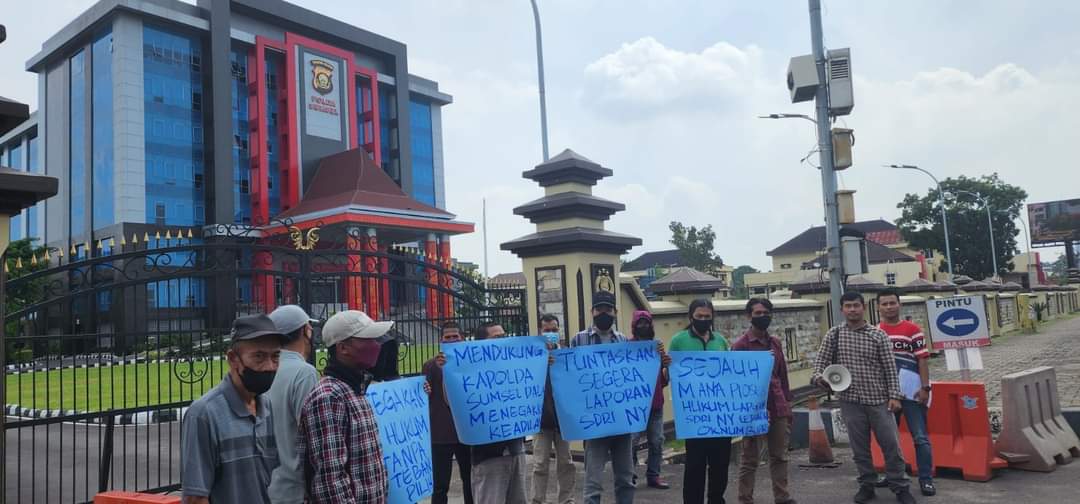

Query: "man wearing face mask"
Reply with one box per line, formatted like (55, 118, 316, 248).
(298, 310, 392, 504)
(424, 321, 475, 504)
(266, 305, 321, 504)
(181, 314, 285, 504)
(669, 298, 730, 504)
(533, 314, 576, 504)
(731, 298, 795, 504)
(630, 310, 671, 491)
(571, 291, 635, 504)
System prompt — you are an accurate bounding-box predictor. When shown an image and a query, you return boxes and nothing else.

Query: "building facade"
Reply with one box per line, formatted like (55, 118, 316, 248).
(3, 0, 472, 324)
(6, 0, 454, 249)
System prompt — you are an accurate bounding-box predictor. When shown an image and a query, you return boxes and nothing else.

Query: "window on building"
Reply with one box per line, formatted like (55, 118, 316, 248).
(71, 49, 88, 238)
(155, 203, 166, 226)
(409, 98, 436, 206)
(92, 29, 115, 231)
(886, 273, 897, 285)
(780, 263, 792, 269)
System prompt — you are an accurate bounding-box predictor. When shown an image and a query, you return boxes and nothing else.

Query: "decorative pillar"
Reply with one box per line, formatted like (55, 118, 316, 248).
(439, 235, 454, 318)
(425, 234, 440, 319)
(346, 227, 364, 310)
(501, 149, 641, 338)
(254, 250, 276, 312)
(364, 229, 380, 319)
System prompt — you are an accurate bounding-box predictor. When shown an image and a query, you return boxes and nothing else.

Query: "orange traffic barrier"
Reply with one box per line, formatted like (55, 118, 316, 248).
(807, 396, 834, 464)
(872, 381, 1007, 482)
(94, 491, 181, 503)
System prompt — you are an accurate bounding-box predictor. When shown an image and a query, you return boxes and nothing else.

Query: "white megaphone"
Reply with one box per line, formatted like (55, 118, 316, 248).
(822, 364, 852, 392)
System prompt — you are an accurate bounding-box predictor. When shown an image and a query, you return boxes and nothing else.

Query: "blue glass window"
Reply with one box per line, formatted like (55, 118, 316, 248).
(409, 98, 436, 206)
(93, 30, 115, 229)
(71, 49, 87, 237)
(378, 85, 399, 183)
(143, 26, 205, 227)
(265, 51, 284, 217)
(27, 136, 41, 240)
(231, 47, 252, 224)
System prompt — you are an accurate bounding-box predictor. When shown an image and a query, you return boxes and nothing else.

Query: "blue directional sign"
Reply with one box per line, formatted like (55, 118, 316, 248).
(925, 295, 990, 349)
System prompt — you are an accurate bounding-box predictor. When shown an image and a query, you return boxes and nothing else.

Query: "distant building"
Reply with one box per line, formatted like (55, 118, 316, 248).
(744, 218, 943, 296)
(622, 248, 733, 298)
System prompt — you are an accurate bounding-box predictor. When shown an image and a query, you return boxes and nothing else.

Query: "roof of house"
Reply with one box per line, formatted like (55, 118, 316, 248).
(802, 240, 916, 269)
(648, 267, 728, 295)
(768, 219, 903, 256)
(489, 272, 526, 286)
(624, 249, 684, 271)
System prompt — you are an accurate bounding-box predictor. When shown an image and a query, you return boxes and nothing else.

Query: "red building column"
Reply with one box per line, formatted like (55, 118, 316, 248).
(364, 229, 380, 319)
(346, 228, 364, 311)
(439, 235, 454, 318)
(254, 250, 276, 312)
(424, 234, 440, 320)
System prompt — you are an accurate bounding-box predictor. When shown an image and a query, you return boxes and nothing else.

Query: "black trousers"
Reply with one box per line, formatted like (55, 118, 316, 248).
(432, 442, 474, 504)
(683, 437, 733, 504)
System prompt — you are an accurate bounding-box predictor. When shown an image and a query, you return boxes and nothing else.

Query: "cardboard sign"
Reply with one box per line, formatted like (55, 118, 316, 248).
(367, 376, 434, 504)
(442, 337, 548, 445)
(550, 341, 661, 441)
(669, 351, 773, 439)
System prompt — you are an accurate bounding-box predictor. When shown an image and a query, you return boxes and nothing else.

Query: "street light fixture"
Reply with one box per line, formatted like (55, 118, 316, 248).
(529, 0, 550, 161)
(950, 189, 999, 280)
(885, 164, 954, 279)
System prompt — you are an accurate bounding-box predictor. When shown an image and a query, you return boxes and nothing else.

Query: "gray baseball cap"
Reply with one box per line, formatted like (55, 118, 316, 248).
(268, 305, 319, 340)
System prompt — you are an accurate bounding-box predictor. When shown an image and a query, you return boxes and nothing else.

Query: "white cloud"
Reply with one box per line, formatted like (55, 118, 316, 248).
(581, 37, 767, 119)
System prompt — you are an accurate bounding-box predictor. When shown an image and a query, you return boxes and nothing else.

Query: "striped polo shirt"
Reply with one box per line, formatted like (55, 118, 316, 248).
(181, 376, 279, 503)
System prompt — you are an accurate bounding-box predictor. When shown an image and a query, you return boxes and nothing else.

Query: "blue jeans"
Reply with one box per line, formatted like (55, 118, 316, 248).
(896, 400, 934, 482)
(633, 408, 665, 479)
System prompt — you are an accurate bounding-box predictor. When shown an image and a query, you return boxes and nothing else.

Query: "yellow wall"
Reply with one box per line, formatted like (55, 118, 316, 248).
(523, 252, 623, 340)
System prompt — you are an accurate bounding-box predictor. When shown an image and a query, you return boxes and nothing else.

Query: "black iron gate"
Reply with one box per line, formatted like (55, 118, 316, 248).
(2, 223, 526, 503)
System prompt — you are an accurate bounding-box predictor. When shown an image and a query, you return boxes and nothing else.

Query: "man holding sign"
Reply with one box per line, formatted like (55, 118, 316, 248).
(731, 298, 795, 504)
(424, 322, 475, 504)
(439, 322, 549, 504)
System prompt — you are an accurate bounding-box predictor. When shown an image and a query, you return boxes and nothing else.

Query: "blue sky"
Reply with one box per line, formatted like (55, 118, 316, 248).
(2, 0, 1077, 274)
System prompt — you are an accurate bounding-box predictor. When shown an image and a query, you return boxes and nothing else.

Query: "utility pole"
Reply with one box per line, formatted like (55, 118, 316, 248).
(530, 0, 550, 161)
(808, 0, 844, 323)
(483, 198, 489, 279)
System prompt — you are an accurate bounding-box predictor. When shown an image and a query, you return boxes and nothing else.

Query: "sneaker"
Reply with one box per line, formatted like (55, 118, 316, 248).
(854, 485, 876, 503)
(919, 481, 936, 497)
(895, 489, 917, 504)
(647, 477, 671, 490)
(632, 474, 638, 487)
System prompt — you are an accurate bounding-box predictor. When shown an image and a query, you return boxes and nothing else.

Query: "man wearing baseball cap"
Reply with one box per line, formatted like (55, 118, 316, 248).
(181, 314, 287, 504)
(266, 305, 321, 504)
(298, 310, 393, 504)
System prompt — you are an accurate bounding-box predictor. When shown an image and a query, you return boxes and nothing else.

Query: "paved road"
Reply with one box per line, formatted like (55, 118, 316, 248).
(438, 444, 1080, 504)
(927, 313, 1080, 407)
(4, 418, 180, 504)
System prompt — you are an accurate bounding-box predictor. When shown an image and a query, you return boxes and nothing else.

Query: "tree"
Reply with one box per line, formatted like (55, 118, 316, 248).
(668, 221, 723, 273)
(896, 173, 1027, 280)
(1044, 255, 1069, 285)
(731, 265, 759, 298)
(4, 238, 49, 363)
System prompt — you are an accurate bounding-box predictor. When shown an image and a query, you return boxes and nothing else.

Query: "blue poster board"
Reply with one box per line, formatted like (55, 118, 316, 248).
(550, 340, 662, 441)
(442, 336, 549, 445)
(367, 376, 434, 504)
(669, 351, 773, 439)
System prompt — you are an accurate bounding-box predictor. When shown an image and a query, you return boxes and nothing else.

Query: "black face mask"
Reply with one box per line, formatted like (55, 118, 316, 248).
(751, 315, 772, 331)
(633, 325, 655, 340)
(692, 318, 713, 335)
(237, 360, 276, 395)
(594, 312, 615, 331)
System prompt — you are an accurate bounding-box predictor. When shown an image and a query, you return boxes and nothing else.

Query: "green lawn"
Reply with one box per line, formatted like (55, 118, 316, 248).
(5, 344, 438, 412)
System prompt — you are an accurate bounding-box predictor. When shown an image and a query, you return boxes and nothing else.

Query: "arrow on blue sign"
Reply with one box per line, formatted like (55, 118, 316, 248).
(936, 308, 980, 337)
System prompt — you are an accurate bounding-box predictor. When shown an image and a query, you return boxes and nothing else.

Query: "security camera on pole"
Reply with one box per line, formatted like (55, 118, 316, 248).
(784, 0, 855, 324)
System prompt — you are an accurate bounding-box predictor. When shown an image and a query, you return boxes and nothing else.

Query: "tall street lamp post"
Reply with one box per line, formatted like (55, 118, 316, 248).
(886, 164, 954, 279)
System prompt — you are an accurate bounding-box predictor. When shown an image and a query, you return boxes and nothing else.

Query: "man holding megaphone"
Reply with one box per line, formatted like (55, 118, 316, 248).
(812, 292, 916, 504)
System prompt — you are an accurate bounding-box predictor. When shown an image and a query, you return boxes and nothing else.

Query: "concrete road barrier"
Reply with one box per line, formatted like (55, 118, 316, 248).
(995, 366, 1080, 471)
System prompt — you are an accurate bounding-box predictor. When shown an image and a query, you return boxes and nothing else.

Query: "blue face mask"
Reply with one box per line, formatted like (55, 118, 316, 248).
(543, 332, 560, 347)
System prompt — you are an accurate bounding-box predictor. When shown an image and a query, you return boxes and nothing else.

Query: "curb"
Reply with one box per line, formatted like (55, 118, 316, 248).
(4, 403, 189, 425)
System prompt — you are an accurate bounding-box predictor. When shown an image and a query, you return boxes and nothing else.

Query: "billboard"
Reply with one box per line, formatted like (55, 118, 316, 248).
(1028, 199, 1080, 245)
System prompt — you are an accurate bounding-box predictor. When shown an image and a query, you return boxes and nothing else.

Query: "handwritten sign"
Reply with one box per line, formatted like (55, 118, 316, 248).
(550, 341, 661, 441)
(367, 376, 434, 504)
(442, 336, 548, 445)
(669, 351, 773, 439)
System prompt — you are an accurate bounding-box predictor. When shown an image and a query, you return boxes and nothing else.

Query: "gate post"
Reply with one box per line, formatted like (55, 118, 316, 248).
(346, 227, 364, 311)
(500, 149, 641, 339)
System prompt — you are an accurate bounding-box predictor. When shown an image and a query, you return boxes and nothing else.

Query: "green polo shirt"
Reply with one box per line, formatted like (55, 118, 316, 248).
(669, 329, 729, 351)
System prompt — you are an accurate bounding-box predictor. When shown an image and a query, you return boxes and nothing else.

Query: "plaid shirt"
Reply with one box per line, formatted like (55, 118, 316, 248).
(298, 374, 388, 504)
(812, 322, 903, 405)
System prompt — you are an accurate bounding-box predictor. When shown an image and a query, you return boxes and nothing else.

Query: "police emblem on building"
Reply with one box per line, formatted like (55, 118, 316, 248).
(310, 59, 334, 95)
